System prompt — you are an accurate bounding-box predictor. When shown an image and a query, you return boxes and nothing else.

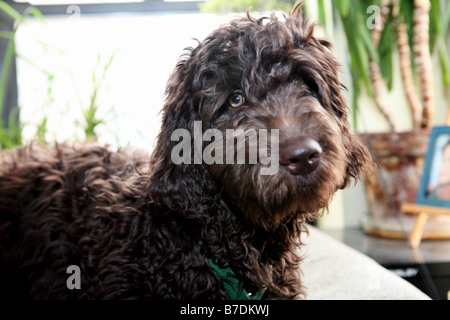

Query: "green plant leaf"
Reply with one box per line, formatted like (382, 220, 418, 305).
(444, 0, 450, 30)
(429, 0, 441, 49)
(436, 0, 450, 86)
(0, 2, 24, 23)
(0, 37, 16, 124)
(377, 12, 395, 90)
(0, 31, 13, 39)
(317, 0, 327, 26)
(438, 39, 450, 86)
(359, 22, 379, 64)
(23, 6, 45, 23)
(335, 0, 351, 17)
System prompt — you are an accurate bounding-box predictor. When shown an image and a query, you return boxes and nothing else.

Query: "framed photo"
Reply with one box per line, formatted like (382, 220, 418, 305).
(417, 126, 450, 207)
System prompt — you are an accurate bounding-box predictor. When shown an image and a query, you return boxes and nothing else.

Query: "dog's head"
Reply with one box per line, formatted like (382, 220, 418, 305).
(149, 4, 372, 230)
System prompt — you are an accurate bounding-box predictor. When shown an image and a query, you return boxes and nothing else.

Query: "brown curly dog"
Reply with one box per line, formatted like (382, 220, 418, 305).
(0, 3, 371, 299)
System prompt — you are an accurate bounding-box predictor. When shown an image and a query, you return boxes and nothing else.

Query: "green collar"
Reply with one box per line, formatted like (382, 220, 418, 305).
(208, 258, 266, 300)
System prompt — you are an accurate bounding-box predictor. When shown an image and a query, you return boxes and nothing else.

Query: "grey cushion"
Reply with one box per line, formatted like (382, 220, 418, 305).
(300, 226, 431, 300)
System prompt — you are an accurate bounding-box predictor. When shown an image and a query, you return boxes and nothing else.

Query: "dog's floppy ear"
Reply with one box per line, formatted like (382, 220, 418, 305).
(323, 66, 373, 188)
(340, 133, 373, 189)
(286, 17, 374, 188)
(321, 60, 373, 188)
(319, 49, 373, 188)
(147, 49, 219, 215)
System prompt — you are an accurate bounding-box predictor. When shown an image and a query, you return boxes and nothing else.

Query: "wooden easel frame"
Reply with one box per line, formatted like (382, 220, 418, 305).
(401, 203, 450, 247)
(401, 108, 450, 248)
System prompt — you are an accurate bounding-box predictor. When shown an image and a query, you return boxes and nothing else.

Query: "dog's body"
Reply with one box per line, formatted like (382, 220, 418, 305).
(0, 4, 371, 299)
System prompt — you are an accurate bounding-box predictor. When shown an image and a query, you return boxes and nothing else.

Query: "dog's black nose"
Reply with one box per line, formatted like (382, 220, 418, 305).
(279, 138, 322, 176)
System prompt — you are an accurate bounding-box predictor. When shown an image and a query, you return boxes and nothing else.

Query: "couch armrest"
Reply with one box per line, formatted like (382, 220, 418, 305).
(300, 226, 431, 300)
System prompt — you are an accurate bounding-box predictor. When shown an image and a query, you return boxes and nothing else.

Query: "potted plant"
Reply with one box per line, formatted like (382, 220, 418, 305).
(200, 0, 450, 237)
(317, 0, 450, 238)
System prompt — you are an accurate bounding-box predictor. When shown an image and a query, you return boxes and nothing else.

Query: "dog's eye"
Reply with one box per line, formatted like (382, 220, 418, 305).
(229, 92, 245, 108)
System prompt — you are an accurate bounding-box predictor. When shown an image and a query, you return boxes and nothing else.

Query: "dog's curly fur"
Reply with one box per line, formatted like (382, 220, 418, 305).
(0, 4, 371, 299)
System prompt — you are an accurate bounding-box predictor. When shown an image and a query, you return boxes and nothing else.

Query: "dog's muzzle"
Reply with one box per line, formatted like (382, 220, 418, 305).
(279, 137, 322, 176)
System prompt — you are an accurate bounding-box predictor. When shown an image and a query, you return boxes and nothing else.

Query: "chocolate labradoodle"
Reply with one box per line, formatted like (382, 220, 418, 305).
(0, 4, 371, 299)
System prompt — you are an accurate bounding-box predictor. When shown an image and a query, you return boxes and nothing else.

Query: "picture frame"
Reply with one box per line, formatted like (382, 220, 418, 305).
(416, 126, 450, 207)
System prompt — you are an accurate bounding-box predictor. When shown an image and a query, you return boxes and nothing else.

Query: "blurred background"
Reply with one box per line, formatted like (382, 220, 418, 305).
(0, 0, 449, 234)
(2, 0, 450, 300)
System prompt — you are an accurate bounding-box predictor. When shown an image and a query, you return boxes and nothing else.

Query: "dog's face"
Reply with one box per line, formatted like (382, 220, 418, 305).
(153, 7, 371, 230)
